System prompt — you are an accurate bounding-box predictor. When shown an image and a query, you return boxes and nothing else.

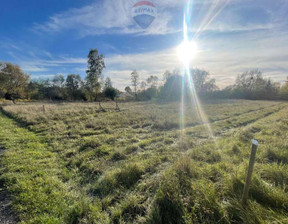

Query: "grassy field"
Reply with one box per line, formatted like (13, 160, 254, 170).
(0, 100, 287, 224)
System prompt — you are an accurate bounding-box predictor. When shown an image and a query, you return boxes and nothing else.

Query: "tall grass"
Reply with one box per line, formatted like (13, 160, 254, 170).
(0, 100, 287, 223)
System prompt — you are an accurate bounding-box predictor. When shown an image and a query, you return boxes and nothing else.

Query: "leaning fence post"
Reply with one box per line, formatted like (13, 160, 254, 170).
(242, 139, 258, 205)
(42, 105, 46, 113)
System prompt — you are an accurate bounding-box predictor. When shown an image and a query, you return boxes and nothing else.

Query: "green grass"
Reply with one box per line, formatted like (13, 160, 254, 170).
(0, 111, 107, 223)
(0, 100, 287, 223)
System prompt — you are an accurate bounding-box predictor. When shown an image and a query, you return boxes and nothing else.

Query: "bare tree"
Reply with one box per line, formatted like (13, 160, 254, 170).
(147, 75, 159, 88)
(140, 81, 147, 91)
(131, 70, 139, 100)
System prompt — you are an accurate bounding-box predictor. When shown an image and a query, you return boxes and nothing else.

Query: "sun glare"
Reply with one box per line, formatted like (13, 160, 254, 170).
(177, 40, 198, 64)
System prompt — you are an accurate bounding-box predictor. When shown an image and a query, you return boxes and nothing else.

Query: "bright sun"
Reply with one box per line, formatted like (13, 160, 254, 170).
(177, 40, 198, 64)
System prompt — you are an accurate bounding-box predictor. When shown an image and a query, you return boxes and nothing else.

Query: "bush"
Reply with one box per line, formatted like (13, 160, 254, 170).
(103, 87, 118, 100)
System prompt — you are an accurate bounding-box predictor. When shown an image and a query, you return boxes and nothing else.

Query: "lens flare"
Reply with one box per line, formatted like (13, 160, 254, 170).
(177, 40, 198, 64)
(179, 0, 215, 139)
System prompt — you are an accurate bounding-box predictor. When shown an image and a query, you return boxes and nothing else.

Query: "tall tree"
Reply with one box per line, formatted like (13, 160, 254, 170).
(159, 74, 183, 101)
(0, 62, 29, 103)
(131, 70, 139, 100)
(86, 49, 105, 100)
(66, 74, 82, 100)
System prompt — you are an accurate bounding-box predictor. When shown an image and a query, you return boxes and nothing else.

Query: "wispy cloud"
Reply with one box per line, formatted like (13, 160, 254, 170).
(2, 0, 288, 90)
(31, 0, 244, 37)
(5, 26, 288, 90)
(104, 27, 288, 89)
(32, 0, 179, 36)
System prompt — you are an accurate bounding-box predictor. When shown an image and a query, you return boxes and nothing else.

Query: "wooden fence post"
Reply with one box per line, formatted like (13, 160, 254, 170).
(115, 97, 120, 111)
(242, 139, 258, 205)
(42, 105, 46, 113)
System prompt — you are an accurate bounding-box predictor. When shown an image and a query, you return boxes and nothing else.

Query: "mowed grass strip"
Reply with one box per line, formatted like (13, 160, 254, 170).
(0, 111, 107, 224)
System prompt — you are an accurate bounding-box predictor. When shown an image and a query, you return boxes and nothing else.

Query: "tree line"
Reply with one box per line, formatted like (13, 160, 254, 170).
(0, 49, 118, 103)
(126, 68, 288, 101)
(1, 49, 288, 103)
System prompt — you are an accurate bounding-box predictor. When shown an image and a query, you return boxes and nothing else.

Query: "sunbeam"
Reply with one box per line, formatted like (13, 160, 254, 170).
(195, 0, 230, 38)
(179, 0, 219, 139)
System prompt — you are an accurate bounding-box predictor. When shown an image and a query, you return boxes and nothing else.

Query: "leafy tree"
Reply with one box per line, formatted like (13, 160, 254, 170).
(0, 62, 30, 103)
(104, 77, 112, 89)
(233, 70, 279, 100)
(104, 87, 118, 100)
(137, 76, 159, 101)
(190, 68, 218, 96)
(280, 82, 288, 100)
(163, 69, 179, 82)
(52, 74, 65, 87)
(159, 74, 183, 101)
(86, 49, 105, 100)
(26, 81, 40, 100)
(49, 74, 67, 100)
(66, 74, 83, 100)
(34, 79, 51, 100)
(131, 70, 139, 100)
(138, 87, 158, 101)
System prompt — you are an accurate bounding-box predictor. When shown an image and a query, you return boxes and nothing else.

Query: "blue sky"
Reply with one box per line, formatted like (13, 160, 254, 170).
(0, 0, 287, 90)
